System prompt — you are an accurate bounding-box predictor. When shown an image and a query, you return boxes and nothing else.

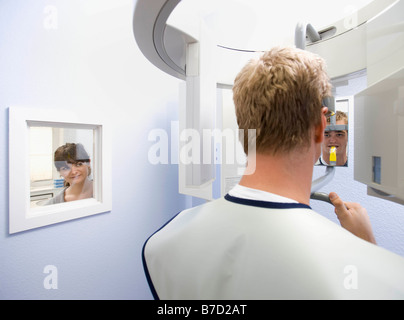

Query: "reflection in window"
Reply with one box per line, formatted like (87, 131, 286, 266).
(29, 126, 94, 207)
(45, 143, 93, 205)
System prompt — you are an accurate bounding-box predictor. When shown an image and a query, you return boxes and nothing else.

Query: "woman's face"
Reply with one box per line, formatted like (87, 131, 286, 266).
(58, 161, 90, 186)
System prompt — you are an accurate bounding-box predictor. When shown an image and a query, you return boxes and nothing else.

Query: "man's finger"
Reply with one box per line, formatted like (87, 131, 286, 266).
(329, 192, 349, 218)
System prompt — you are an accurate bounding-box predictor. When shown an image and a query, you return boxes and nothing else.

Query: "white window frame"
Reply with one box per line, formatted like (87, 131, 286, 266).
(9, 107, 112, 234)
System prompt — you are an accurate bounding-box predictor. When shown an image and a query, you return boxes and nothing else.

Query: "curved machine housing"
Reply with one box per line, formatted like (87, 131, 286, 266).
(133, 0, 404, 204)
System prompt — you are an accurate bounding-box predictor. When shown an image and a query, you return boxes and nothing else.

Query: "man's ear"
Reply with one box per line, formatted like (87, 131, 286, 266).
(314, 109, 327, 143)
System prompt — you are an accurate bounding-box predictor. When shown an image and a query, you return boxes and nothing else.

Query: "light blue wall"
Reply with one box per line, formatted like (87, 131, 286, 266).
(312, 164, 404, 258)
(0, 0, 190, 299)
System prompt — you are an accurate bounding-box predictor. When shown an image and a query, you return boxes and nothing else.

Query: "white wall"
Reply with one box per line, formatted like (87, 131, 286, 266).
(0, 0, 190, 299)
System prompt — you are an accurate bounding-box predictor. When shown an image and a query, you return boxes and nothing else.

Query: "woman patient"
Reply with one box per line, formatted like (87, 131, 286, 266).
(45, 143, 93, 205)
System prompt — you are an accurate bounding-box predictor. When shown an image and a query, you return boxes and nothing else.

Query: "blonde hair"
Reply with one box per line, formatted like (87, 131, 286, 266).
(233, 47, 332, 155)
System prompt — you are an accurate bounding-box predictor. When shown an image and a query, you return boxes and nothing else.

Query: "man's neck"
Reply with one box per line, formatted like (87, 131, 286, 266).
(239, 149, 315, 205)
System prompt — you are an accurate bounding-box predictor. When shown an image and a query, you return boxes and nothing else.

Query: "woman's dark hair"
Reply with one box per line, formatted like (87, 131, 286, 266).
(54, 143, 90, 171)
(54, 143, 91, 187)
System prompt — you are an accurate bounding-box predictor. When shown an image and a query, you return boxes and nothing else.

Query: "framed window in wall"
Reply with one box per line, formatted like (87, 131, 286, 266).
(9, 107, 112, 234)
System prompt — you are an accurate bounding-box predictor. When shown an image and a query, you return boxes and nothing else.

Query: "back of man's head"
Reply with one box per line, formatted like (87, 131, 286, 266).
(233, 46, 332, 155)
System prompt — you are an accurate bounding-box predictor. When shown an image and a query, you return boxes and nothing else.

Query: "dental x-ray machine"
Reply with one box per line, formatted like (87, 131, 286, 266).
(133, 0, 404, 205)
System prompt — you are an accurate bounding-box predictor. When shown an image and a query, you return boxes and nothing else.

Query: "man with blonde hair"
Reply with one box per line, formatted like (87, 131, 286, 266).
(143, 47, 404, 299)
(318, 111, 349, 166)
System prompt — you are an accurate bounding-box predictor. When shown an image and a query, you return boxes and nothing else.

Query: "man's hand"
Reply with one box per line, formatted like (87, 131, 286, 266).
(329, 192, 377, 245)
